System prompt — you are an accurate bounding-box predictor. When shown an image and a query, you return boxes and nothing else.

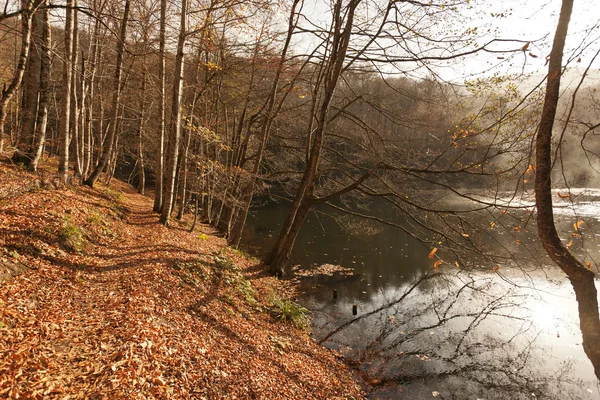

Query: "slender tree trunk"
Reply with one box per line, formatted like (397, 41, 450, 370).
(0, 1, 34, 155)
(228, 0, 301, 246)
(153, 0, 167, 212)
(534, 0, 600, 380)
(14, 3, 43, 165)
(176, 128, 191, 219)
(137, 68, 147, 194)
(58, 0, 74, 183)
(30, 1, 50, 171)
(84, 0, 130, 187)
(267, 0, 359, 274)
(78, 50, 86, 176)
(70, 0, 82, 178)
(159, 0, 187, 226)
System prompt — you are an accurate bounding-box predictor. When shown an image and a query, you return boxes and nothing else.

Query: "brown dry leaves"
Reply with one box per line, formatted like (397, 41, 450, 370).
(0, 164, 364, 399)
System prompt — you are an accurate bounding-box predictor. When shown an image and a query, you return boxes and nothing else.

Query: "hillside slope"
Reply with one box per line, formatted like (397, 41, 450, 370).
(0, 163, 364, 399)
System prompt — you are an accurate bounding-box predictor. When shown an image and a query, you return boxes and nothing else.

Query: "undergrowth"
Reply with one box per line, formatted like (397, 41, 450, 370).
(59, 221, 84, 253)
(269, 297, 310, 330)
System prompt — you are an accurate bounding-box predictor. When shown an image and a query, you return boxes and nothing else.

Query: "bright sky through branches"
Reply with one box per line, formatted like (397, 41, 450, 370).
(292, 0, 600, 83)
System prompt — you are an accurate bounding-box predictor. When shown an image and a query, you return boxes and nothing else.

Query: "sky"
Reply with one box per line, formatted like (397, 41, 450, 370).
(290, 0, 600, 84)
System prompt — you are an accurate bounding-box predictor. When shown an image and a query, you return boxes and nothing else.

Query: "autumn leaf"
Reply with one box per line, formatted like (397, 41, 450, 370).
(492, 265, 500, 272)
(521, 41, 530, 51)
(526, 164, 536, 174)
(455, 261, 461, 269)
(433, 260, 443, 269)
(586, 261, 591, 270)
(489, 221, 495, 229)
(557, 192, 571, 199)
(567, 240, 573, 249)
(515, 240, 521, 245)
(529, 52, 538, 58)
(513, 226, 521, 232)
(574, 220, 584, 231)
(461, 233, 469, 237)
(428, 247, 438, 259)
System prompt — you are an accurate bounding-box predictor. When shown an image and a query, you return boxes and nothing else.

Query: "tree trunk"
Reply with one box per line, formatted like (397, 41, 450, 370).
(534, 0, 600, 380)
(137, 66, 147, 194)
(30, 1, 50, 171)
(70, 0, 82, 178)
(176, 128, 191, 219)
(84, 0, 130, 188)
(228, 0, 301, 246)
(266, 0, 359, 274)
(58, 0, 74, 183)
(14, 4, 43, 165)
(153, 0, 167, 212)
(159, 0, 187, 226)
(0, 2, 34, 155)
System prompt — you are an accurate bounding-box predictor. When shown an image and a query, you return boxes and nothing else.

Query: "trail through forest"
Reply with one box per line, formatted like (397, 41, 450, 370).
(0, 164, 364, 399)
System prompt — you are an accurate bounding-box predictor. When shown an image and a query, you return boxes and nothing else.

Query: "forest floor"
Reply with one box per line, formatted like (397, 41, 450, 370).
(0, 161, 365, 399)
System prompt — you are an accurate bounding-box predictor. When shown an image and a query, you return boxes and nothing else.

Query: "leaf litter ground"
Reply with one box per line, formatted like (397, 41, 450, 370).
(0, 164, 365, 399)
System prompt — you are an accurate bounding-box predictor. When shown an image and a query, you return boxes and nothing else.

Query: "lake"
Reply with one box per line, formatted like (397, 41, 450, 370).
(241, 192, 600, 399)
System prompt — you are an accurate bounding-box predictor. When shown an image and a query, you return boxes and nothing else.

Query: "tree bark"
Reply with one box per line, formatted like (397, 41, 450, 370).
(534, 0, 600, 380)
(0, 1, 34, 155)
(159, 0, 187, 226)
(228, 0, 301, 247)
(58, 0, 74, 183)
(267, 0, 359, 274)
(153, 0, 167, 212)
(84, 0, 130, 188)
(30, 1, 50, 171)
(137, 68, 147, 195)
(14, 3, 43, 165)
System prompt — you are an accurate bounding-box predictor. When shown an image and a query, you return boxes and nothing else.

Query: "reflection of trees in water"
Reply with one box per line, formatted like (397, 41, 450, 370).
(311, 272, 594, 399)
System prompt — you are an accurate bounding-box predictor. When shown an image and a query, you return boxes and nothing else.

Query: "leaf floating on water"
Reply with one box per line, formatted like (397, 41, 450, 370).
(513, 226, 521, 232)
(521, 41, 530, 51)
(432, 391, 441, 397)
(515, 240, 521, 245)
(567, 240, 573, 249)
(489, 221, 495, 229)
(461, 233, 469, 237)
(455, 261, 461, 269)
(526, 164, 536, 174)
(586, 261, 591, 270)
(557, 192, 571, 199)
(574, 220, 584, 231)
(433, 260, 443, 269)
(428, 248, 438, 259)
(492, 265, 500, 272)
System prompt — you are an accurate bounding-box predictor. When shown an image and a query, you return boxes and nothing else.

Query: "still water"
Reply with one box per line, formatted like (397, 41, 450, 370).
(242, 193, 600, 399)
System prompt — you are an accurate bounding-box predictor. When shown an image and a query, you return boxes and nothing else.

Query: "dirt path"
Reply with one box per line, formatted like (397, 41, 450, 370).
(0, 169, 364, 399)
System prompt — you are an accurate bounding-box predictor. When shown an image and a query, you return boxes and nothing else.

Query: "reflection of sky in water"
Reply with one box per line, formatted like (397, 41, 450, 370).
(305, 270, 599, 399)
(242, 195, 600, 399)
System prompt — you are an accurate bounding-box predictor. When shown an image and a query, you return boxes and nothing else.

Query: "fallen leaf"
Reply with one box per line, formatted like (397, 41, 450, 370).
(428, 248, 438, 259)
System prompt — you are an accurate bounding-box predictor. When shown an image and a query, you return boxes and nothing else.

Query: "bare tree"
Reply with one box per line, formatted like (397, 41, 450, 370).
(84, 0, 131, 188)
(159, 0, 187, 225)
(534, 0, 600, 379)
(0, 0, 36, 155)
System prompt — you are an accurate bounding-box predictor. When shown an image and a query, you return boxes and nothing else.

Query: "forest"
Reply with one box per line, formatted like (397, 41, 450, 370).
(1, 0, 599, 398)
